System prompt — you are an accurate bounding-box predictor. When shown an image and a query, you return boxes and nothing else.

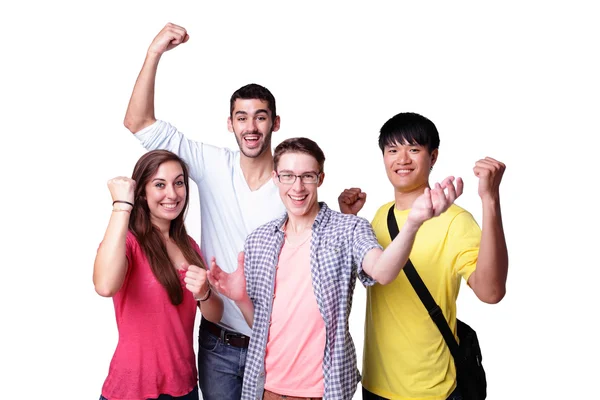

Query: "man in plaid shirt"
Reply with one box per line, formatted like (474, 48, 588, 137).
(208, 137, 463, 400)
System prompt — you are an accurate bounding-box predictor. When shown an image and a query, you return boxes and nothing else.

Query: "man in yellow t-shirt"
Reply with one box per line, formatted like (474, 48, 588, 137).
(339, 112, 508, 400)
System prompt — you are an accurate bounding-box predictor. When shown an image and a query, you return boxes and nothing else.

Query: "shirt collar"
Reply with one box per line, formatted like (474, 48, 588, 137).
(269, 202, 331, 233)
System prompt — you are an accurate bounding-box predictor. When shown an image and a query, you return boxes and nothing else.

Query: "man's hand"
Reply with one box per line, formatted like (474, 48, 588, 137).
(148, 23, 190, 57)
(474, 157, 505, 202)
(206, 252, 247, 302)
(408, 176, 463, 225)
(338, 188, 366, 215)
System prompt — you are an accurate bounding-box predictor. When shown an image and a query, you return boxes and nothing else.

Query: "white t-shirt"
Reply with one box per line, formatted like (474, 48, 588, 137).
(135, 120, 285, 336)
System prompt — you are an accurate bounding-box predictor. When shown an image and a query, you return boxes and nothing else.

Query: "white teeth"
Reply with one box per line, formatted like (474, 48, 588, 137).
(290, 195, 307, 201)
(162, 203, 177, 209)
(395, 170, 411, 173)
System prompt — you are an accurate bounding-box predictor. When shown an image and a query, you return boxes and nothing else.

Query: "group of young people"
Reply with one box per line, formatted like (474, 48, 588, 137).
(93, 23, 508, 400)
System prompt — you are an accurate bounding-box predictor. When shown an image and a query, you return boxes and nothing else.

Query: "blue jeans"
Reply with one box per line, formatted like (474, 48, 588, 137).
(99, 386, 198, 400)
(197, 323, 247, 400)
(362, 385, 462, 400)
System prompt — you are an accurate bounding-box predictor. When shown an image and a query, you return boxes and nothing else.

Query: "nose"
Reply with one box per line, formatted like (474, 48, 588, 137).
(166, 184, 177, 199)
(395, 149, 411, 164)
(247, 118, 258, 132)
(291, 176, 305, 191)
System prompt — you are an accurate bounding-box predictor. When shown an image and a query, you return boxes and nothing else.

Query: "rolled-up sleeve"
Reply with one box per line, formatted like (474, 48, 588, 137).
(352, 217, 382, 286)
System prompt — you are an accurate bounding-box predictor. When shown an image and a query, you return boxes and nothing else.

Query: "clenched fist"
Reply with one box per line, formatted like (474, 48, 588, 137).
(148, 23, 190, 56)
(107, 177, 136, 206)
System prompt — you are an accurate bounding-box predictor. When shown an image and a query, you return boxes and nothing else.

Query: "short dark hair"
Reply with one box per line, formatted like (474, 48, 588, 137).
(230, 83, 276, 118)
(273, 137, 326, 173)
(378, 112, 440, 154)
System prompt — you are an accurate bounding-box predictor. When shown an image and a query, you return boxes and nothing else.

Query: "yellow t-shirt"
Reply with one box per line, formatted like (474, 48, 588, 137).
(362, 202, 481, 400)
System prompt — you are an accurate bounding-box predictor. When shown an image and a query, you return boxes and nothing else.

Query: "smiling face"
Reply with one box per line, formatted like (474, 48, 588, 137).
(228, 98, 280, 158)
(273, 152, 324, 220)
(144, 160, 187, 231)
(383, 141, 438, 193)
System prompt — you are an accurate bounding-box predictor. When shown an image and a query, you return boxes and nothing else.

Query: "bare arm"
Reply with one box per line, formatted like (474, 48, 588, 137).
(93, 177, 136, 297)
(361, 220, 420, 284)
(468, 158, 508, 304)
(123, 23, 189, 133)
(362, 177, 463, 284)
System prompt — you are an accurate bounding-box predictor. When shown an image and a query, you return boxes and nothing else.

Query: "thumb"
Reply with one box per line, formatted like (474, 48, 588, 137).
(238, 251, 245, 271)
(180, 262, 189, 271)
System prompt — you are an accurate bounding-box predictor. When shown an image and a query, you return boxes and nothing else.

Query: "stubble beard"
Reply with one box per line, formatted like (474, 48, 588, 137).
(237, 130, 273, 159)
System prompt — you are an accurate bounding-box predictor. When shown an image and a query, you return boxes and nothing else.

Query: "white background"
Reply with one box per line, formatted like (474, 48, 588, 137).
(1, 1, 598, 399)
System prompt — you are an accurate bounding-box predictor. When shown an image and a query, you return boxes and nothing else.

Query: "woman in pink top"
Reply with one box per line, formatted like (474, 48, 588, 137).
(93, 150, 223, 400)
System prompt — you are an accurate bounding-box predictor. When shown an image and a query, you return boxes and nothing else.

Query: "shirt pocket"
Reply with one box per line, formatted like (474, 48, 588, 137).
(317, 241, 351, 301)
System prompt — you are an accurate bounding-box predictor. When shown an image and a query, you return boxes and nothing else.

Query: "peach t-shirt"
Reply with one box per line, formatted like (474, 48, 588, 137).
(264, 232, 326, 397)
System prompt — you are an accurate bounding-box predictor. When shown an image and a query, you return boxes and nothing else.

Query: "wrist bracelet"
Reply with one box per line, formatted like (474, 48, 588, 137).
(112, 208, 131, 214)
(113, 200, 134, 208)
(196, 286, 212, 302)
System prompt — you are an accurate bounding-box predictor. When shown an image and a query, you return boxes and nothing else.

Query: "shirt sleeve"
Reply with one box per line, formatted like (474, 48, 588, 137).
(448, 210, 482, 283)
(243, 238, 253, 301)
(134, 120, 208, 182)
(352, 216, 383, 286)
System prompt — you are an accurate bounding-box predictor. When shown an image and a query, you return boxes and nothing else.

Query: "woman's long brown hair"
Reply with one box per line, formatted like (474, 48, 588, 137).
(129, 150, 205, 305)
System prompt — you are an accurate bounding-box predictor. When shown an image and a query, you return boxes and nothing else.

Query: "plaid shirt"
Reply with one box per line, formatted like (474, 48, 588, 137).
(241, 202, 382, 400)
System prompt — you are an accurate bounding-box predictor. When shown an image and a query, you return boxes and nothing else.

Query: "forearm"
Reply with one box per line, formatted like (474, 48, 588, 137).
(363, 221, 421, 285)
(93, 212, 130, 297)
(123, 52, 161, 133)
(198, 288, 224, 324)
(235, 295, 255, 328)
(472, 199, 508, 303)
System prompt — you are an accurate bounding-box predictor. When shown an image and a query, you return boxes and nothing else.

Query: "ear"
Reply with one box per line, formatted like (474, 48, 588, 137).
(227, 116, 234, 133)
(430, 149, 439, 168)
(272, 170, 279, 185)
(317, 172, 325, 188)
(272, 115, 281, 132)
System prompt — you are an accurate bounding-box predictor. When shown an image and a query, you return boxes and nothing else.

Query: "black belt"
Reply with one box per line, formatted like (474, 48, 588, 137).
(201, 317, 250, 348)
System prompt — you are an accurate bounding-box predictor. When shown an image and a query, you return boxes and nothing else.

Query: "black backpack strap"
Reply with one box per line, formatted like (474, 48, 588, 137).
(386, 205, 462, 361)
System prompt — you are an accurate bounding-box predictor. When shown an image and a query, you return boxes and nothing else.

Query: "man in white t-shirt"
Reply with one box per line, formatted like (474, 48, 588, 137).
(123, 22, 286, 400)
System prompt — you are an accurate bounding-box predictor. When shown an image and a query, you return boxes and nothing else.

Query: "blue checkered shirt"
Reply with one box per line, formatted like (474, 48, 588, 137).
(241, 202, 383, 400)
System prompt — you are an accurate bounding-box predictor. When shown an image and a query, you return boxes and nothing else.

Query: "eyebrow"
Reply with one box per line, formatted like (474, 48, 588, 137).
(234, 109, 269, 116)
(278, 170, 319, 175)
(152, 174, 184, 182)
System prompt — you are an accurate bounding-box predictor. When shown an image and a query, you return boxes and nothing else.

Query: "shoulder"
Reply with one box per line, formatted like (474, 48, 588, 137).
(319, 204, 372, 233)
(187, 235, 201, 251)
(443, 204, 478, 225)
(125, 230, 139, 248)
(247, 214, 285, 242)
(372, 200, 395, 223)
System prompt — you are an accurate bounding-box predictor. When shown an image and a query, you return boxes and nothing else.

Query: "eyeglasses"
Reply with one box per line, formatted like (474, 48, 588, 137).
(277, 172, 320, 184)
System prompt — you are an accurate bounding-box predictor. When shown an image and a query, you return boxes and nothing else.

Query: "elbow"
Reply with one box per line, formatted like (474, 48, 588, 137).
(93, 275, 120, 297)
(123, 116, 140, 134)
(479, 286, 506, 304)
(375, 275, 393, 286)
(94, 283, 118, 298)
(124, 115, 155, 134)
